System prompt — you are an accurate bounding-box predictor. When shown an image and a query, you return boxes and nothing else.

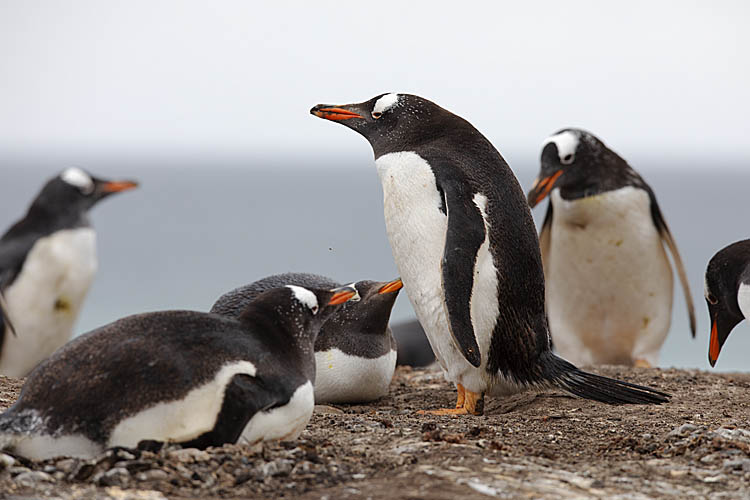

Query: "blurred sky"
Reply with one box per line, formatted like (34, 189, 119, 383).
(1, 1, 749, 167)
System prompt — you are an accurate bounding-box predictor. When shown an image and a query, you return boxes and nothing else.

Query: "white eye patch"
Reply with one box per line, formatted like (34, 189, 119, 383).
(286, 285, 319, 311)
(543, 131, 579, 164)
(61, 168, 94, 194)
(373, 93, 399, 115)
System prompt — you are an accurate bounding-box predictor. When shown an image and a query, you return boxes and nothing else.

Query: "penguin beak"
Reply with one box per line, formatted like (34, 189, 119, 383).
(378, 278, 403, 295)
(95, 179, 139, 195)
(708, 311, 741, 367)
(310, 104, 364, 121)
(328, 285, 360, 305)
(527, 170, 563, 207)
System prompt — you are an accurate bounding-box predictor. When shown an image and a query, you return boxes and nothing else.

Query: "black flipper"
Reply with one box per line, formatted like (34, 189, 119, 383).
(540, 351, 670, 404)
(440, 178, 486, 367)
(180, 374, 285, 449)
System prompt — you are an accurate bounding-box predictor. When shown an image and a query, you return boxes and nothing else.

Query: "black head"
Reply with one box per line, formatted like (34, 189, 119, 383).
(704, 239, 750, 367)
(32, 168, 139, 216)
(239, 284, 360, 346)
(527, 128, 637, 207)
(326, 277, 403, 337)
(311, 93, 454, 157)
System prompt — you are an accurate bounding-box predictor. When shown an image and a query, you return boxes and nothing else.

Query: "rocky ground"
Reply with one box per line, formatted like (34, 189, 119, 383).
(1, 366, 749, 499)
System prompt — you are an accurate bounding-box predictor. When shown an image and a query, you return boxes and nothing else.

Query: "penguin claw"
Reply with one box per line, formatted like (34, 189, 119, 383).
(418, 386, 484, 416)
(417, 407, 472, 416)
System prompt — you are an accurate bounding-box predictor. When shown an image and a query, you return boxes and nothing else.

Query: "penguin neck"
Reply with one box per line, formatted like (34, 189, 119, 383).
(238, 302, 318, 360)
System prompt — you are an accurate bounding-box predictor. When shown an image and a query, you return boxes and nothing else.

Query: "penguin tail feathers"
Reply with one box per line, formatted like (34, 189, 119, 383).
(541, 352, 670, 405)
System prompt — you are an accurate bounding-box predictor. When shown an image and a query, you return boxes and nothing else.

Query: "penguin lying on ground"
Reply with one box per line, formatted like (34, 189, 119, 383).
(0, 284, 358, 460)
(704, 239, 750, 367)
(211, 273, 402, 404)
(527, 129, 695, 367)
(0, 168, 138, 377)
(312, 93, 670, 415)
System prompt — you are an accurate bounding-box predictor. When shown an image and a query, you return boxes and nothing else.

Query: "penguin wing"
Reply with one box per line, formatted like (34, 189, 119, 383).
(539, 202, 554, 272)
(648, 193, 696, 337)
(439, 178, 485, 367)
(0, 242, 28, 345)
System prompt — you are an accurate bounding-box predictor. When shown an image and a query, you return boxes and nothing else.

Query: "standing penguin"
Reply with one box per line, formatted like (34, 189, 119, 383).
(703, 239, 750, 367)
(0, 168, 138, 377)
(211, 273, 402, 404)
(0, 284, 358, 460)
(527, 129, 695, 367)
(311, 94, 669, 415)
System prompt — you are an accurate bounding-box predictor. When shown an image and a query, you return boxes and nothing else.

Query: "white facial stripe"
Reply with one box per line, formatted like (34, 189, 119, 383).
(61, 168, 94, 193)
(373, 93, 399, 114)
(543, 131, 579, 162)
(287, 285, 318, 310)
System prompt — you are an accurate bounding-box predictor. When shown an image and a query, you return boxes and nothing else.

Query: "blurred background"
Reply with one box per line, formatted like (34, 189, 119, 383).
(1, 1, 748, 370)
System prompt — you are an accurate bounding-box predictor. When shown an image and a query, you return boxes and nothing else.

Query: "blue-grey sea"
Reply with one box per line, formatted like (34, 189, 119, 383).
(1, 155, 748, 372)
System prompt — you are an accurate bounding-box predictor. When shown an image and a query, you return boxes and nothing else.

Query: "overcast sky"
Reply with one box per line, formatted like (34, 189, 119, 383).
(1, 1, 748, 167)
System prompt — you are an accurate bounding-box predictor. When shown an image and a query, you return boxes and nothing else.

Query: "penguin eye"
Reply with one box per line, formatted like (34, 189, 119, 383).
(311, 305, 319, 315)
(371, 111, 382, 119)
(561, 154, 575, 165)
(706, 293, 718, 305)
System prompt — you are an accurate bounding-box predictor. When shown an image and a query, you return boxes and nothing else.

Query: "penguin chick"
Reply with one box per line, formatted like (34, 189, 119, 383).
(0, 285, 358, 460)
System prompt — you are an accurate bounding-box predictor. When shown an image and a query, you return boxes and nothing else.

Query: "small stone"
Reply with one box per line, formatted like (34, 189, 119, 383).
(135, 469, 169, 482)
(8, 466, 31, 476)
(55, 458, 78, 474)
(703, 474, 724, 483)
(14, 470, 55, 487)
(168, 448, 211, 463)
(701, 453, 720, 464)
(315, 405, 345, 415)
(670, 469, 688, 478)
(97, 467, 131, 487)
(0, 452, 16, 469)
(668, 424, 697, 438)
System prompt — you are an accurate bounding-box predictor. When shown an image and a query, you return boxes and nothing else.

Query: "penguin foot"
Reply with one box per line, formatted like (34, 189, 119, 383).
(418, 385, 484, 416)
(634, 359, 652, 368)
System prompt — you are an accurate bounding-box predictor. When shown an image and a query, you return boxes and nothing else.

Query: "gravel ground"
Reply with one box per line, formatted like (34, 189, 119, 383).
(1, 365, 749, 499)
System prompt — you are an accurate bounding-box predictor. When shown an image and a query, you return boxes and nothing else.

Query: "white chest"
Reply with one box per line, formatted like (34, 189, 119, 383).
(1, 228, 98, 377)
(239, 381, 314, 446)
(374, 152, 499, 393)
(544, 187, 673, 365)
(313, 347, 396, 403)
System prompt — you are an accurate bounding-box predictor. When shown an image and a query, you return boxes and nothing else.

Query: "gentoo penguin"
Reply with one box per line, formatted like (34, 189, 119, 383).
(704, 239, 750, 367)
(0, 168, 138, 377)
(391, 319, 436, 367)
(527, 129, 696, 367)
(0, 284, 359, 460)
(211, 273, 402, 404)
(311, 94, 669, 415)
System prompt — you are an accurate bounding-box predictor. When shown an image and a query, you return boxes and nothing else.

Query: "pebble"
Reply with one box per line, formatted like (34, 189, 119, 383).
(0, 452, 16, 469)
(135, 469, 169, 482)
(14, 470, 55, 487)
(168, 448, 211, 463)
(96, 467, 131, 487)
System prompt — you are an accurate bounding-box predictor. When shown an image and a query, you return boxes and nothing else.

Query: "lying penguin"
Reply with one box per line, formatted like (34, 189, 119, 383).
(0, 168, 138, 377)
(211, 273, 402, 404)
(704, 239, 750, 367)
(527, 128, 695, 367)
(0, 284, 358, 460)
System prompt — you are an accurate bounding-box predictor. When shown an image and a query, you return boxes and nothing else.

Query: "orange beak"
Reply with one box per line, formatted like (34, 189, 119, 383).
(528, 170, 563, 207)
(708, 316, 721, 367)
(328, 286, 359, 305)
(378, 278, 403, 294)
(311, 107, 363, 121)
(99, 180, 139, 193)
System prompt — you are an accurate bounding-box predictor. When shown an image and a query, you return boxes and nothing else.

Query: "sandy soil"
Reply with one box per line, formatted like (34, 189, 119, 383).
(1, 365, 749, 499)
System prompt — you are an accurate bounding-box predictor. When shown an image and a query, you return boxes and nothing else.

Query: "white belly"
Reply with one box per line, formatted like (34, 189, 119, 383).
(239, 381, 314, 445)
(545, 187, 673, 366)
(313, 348, 396, 403)
(375, 152, 499, 394)
(1, 228, 98, 377)
(109, 360, 258, 449)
